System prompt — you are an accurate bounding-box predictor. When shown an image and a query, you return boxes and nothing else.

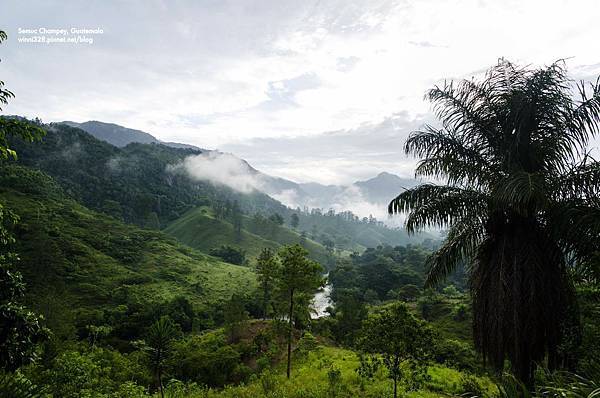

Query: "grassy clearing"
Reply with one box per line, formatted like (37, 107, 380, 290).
(164, 207, 330, 265)
(153, 345, 495, 398)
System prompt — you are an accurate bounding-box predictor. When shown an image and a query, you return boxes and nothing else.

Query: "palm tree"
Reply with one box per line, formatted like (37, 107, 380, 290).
(389, 60, 600, 384)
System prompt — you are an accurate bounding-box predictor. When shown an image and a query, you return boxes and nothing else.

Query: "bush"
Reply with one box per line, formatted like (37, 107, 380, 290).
(37, 348, 149, 398)
(296, 332, 319, 358)
(452, 303, 469, 322)
(397, 284, 421, 302)
(169, 333, 242, 387)
(209, 245, 246, 265)
(432, 339, 478, 372)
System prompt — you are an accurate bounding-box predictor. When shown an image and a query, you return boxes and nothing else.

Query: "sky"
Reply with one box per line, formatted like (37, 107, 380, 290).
(2, 0, 600, 184)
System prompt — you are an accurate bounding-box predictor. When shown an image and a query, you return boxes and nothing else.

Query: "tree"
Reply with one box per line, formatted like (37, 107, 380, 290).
(0, 31, 48, 375)
(146, 317, 178, 398)
(209, 245, 246, 265)
(275, 244, 323, 378)
(223, 294, 248, 343)
(359, 303, 433, 398)
(0, 256, 48, 372)
(0, 33, 44, 160)
(397, 284, 421, 302)
(0, 206, 48, 372)
(255, 248, 278, 319)
(332, 288, 367, 346)
(290, 213, 299, 229)
(389, 60, 600, 383)
(269, 213, 284, 225)
(231, 200, 243, 242)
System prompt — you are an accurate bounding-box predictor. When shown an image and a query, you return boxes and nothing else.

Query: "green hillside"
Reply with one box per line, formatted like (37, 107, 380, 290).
(164, 206, 331, 265)
(0, 165, 256, 326)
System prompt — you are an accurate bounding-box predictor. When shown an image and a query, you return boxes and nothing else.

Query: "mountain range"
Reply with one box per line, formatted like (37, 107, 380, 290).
(64, 120, 420, 219)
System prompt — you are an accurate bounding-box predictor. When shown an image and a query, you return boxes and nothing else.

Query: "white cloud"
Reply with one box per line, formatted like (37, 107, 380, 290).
(2, 0, 600, 178)
(170, 152, 264, 194)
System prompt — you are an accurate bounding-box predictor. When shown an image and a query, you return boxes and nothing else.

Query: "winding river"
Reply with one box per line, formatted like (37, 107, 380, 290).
(311, 275, 333, 318)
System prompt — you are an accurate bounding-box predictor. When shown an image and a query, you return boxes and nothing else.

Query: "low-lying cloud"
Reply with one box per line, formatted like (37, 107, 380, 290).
(170, 152, 266, 194)
(171, 151, 408, 226)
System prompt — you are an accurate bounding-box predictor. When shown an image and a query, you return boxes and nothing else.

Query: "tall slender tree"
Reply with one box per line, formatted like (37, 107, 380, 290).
(276, 244, 323, 378)
(389, 60, 600, 383)
(146, 317, 178, 398)
(255, 248, 277, 319)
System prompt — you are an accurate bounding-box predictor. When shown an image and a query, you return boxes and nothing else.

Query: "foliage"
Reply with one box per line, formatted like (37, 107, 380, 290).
(165, 207, 330, 266)
(329, 245, 439, 302)
(223, 294, 249, 343)
(269, 213, 284, 225)
(275, 244, 324, 378)
(0, 372, 45, 398)
(0, 165, 256, 346)
(146, 316, 179, 397)
(295, 332, 319, 358)
(389, 60, 600, 383)
(209, 245, 246, 265)
(0, 32, 46, 159)
(168, 332, 242, 388)
(0, 203, 48, 372)
(290, 213, 299, 229)
(358, 303, 434, 397)
(255, 248, 278, 319)
(37, 347, 149, 398)
(329, 288, 367, 346)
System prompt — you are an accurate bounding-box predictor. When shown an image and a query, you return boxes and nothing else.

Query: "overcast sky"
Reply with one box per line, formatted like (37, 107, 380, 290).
(2, 0, 600, 184)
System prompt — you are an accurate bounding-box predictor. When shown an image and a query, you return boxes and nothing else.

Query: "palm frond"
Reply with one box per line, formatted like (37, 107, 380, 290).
(388, 184, 487, 233)
(492, 171, 548, 215)
(406, 126, 500, 187)
(424, 219, 484, 287)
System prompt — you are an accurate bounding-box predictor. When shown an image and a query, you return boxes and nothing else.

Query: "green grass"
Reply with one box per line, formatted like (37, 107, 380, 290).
(164, 207, 330, 265)
(153, 344, 495, 398)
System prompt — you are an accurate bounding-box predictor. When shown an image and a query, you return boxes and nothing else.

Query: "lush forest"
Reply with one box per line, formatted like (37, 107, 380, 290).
(1, 28, 600, 398)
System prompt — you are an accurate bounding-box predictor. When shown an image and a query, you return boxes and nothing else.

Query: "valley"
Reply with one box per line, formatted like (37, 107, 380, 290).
(1, 7, 599, 397)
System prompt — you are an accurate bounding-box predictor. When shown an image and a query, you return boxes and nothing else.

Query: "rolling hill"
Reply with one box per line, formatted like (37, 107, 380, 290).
(164, 206, 331, 266)
(0, 165, 256, 329)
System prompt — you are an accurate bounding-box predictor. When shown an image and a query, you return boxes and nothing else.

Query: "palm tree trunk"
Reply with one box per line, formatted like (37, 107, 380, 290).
(158, 368, 164, 398)
(393, 375, 397, 398)
(287, 288, 295, 379)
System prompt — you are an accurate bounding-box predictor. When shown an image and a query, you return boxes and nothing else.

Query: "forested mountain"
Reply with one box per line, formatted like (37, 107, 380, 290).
(9, 122, 289, 227)
(59, 120, 422, 219)
(7, 121, 430, 255)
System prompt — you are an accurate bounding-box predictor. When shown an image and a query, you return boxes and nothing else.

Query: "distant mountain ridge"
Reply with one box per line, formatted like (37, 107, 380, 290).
(61, 120, 204, 151)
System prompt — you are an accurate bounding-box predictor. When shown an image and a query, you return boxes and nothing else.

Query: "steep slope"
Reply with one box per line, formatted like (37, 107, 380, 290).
(9, 122, 288, 228)
(164, 207, 331, 266)
(0, 165, 256, 316)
